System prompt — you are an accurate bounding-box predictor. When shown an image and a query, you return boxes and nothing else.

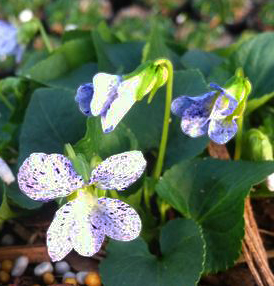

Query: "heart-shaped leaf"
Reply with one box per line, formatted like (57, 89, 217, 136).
(156, 158, 274, 272)
(100, 218, 205, 286)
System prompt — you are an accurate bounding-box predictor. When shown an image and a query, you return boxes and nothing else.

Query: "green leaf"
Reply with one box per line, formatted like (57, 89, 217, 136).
(210, 32, 274, 99)
(246, 92, 274, 115)
(142, 19, 182, 69)
(19, 87, 86, 164)
(21, 38, 96, 85)
(181, 49, 223, 77)
(47, 63, 98, 91)
(100, 218, 205, 286)
(74, 117, 138, 161)
(0, 185, 17, 222)
(156, 158, 274, 272)
(92, 30, 144, 74)
(5, 182, 43, 210)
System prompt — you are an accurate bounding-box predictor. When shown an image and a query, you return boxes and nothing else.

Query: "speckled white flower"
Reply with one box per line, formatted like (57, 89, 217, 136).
(17, 151, 146, 261)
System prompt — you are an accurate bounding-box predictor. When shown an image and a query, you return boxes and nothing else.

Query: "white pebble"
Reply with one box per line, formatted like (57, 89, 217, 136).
(0, 158, 15, 185)
(34, 262, 53, 276)
(1, 234, 15, 246)
(76, 271, 88, 284)
(62, 271, 76, 282)
(11, 256, 29, 276)
(55, 260, 70, 274)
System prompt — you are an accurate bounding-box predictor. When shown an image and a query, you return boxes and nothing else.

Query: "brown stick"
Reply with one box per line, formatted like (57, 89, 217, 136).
(0, 245, 50, 263)
(208, 141, 274, 285)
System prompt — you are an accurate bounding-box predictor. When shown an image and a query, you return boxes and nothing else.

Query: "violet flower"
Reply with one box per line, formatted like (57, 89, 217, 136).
(75, 73, 152, 133)
(17, 151, 146, 261)
(171, 83, 240, 144)
(0, 20, 24, 63)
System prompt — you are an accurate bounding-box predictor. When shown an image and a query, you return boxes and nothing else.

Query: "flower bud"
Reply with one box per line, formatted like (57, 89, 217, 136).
(243, 129, 273, 161)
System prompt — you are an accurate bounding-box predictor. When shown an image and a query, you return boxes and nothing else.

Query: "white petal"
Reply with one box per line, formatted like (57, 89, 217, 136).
(91, 73, 121, 116)
(17, 153, 84, 201)
(101, 76, 139, 133)
(90, 151, 146, 191)
(71, 196, 105, 257)
(47, 202, 74, 262)
(0, 158, 15, 185)
(97, 198, 142, 241)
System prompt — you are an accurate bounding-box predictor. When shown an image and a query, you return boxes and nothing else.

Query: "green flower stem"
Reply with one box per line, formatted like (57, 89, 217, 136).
(37, 20, 53, 53)
(234, 115, 244, 160)
(65, 143, 76, 160)
(153, 59, 173, 179)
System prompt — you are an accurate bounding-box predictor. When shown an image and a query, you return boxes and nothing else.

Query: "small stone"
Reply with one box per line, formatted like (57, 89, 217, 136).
(0, 270, 10, 284)
(64, 277, 77, 285)
(11, 256, 29, 277)
(76, 271, 88, 284)
(34, 262, 53, 276)
(85, 272, 101, 286)
(1, 234, 15, 246)
(42, 272, 55, 285)
(62, 271, 76, 282)
(1, 259, 13, 272)
(55, 260, 70, 274)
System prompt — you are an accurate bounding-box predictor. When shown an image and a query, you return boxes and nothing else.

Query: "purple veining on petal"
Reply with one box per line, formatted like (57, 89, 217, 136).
(17, 153, 84, 201)
(100, 75, 139, 133)
(90, 151, 146, 191)
(208, 118, 238, 144)
(96, 197, 141, 241)
(91, 73, 122, 116)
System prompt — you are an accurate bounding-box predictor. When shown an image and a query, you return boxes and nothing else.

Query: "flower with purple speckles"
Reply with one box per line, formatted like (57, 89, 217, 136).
(171, 83, 246, 144)
(17, 151, 146, 261)
(0, 20, 24, 63)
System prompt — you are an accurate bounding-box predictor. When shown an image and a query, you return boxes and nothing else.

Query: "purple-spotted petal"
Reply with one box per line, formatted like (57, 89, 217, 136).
(47, 202, 74, 262)
(100, 76, 139, 133)
(91, 73, 122, 116)
(171, 91, 216, 118)
(17, 153, 84, 201)
(172, 92, 215, 137)
(208, 118, 237, 144)
(90, 151, 146, 191)
(71, 197, 105, 257)
(210, 83, 238, 118)
(211, 94, 238, 118)
(96, 198, 141, 241)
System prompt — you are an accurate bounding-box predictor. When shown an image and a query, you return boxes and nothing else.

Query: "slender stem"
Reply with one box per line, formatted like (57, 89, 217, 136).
(0, 93, 14, 111)
(153, 59, 173, 179)
(234, 115, 244, 160)
(38, 20, 53, 53)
